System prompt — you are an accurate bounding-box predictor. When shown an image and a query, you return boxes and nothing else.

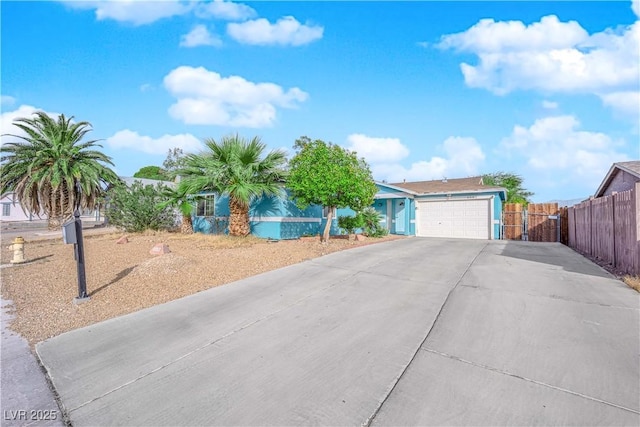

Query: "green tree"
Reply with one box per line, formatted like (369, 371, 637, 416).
(0, 112, 119, 229)
(163, 147, 187, 177)
(177, 135, 288, 237)
(483, 172, 534, 205)
(105, 181, 176, 232)
(133, 165, 167, 181)
(287, 136, 378, 242)
(158, 183, 195, 234)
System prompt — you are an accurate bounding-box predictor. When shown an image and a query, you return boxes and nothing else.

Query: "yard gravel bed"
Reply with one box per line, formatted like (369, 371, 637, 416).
(1, 231, 404, 346)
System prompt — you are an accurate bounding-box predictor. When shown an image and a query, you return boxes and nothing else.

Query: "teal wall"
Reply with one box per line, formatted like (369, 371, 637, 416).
(193, 192, 356, 239)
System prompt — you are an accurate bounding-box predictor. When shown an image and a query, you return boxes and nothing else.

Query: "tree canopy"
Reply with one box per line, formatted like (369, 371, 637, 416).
(483, 172, 534, 205)
(287, 136, 378, 242)
(176, 135, 288, 237)
(0, 111, 119, 229)
(133, 165, 167, 181)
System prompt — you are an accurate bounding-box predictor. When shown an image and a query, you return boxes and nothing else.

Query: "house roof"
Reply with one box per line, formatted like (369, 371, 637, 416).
(389, 176, 505, 195)
(594, 161, 640, 197)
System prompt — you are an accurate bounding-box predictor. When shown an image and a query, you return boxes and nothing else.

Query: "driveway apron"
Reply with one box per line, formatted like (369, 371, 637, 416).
(36, 239, 639, 426)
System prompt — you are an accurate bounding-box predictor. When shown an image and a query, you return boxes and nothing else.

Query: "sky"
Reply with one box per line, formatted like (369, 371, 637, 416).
(1, 0, 639, 203)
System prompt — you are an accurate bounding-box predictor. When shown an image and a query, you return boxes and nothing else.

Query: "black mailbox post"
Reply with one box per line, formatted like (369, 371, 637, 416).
(63, 181, 90, 304)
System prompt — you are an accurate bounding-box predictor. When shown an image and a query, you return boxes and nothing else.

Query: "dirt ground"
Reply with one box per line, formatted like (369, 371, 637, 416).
(0, 231, 405, 346)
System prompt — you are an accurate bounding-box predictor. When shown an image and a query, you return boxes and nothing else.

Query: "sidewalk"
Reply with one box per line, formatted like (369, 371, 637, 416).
(1, 298, 65, 427)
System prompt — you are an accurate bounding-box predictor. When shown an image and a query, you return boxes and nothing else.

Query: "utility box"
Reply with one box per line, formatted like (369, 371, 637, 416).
(62, 221, 77, 244)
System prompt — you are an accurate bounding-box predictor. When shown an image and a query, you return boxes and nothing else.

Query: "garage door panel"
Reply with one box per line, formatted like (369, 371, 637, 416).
(417, 199, 490, 239)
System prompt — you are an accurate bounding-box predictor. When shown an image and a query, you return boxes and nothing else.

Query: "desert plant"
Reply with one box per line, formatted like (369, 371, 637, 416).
(157, 183, 195, 234)
(360, 207, 388, 237)
(177, 135, 288, 237)
(0, 112, 119, 229)
(337, 214, 364, 235)
(105, 181, 176, 232)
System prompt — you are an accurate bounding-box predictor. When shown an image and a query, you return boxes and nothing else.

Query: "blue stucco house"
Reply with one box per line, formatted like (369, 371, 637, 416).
(193, 176, 506, 240)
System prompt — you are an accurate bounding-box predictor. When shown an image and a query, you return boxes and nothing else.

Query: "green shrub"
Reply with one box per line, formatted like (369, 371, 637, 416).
(105, 181, 176, 232)
(359, 207, 388, 237)
(337, 214, 364, 235)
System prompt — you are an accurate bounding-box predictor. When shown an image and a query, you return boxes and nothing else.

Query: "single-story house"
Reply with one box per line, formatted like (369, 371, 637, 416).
(594, 161, 640, 198)
(194, 176, 507, 240)
(372, 177, 506, 239)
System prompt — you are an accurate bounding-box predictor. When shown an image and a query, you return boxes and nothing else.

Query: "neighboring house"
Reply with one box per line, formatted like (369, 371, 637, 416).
(594, 161, 640, 198)
(0, 192, 39, 222)
(193, 176, 507, 240)
(0, 176, 174, 223)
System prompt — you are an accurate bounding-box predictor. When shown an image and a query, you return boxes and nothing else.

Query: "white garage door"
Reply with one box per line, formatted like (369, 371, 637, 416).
(416, 199, 491, 239)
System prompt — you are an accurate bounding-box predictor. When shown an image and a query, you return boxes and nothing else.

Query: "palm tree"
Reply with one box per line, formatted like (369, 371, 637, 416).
(158, 183, 194, 234)
(0, 112, 120, 229)
(177, 135, 288, 237)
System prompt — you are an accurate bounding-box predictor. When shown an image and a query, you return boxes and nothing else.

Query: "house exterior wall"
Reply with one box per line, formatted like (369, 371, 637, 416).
(601, 170, 640, 197)
(0, 194, 36, 221)
(192, 192, 353, 239)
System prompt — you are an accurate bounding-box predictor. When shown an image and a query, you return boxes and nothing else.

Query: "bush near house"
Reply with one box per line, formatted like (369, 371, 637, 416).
(337, 214, 364, 235)
(359, 207, 388, 237)
(105, 181, 176, 232)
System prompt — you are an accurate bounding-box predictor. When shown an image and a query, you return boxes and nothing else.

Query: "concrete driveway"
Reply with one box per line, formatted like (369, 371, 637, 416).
(37, 238, 639, 426)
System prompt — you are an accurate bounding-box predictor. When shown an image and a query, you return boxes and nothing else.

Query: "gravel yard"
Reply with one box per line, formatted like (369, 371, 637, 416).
(1, 231, 404, 346)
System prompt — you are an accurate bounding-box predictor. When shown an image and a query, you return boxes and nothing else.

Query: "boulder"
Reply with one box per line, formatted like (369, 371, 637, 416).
(355, 234, 367, 242)
(149, 243, 170, 255)
(116, 236, 129, 244)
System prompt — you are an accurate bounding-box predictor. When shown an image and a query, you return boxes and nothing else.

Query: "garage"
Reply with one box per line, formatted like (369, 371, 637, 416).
(416, 198, 491, 239)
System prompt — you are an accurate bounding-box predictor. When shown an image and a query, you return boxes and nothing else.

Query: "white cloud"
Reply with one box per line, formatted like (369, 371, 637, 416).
(1, 105, 60, 146)
(500, 115, 629, 188)
(600, 91, 640, 118)
(345, 134, 409, 163)
(180, 25, 222, 47)
(195, 0, 256, 21)
(438, 9, 639, 124)
(1, 95, 16, 107)
(139, 83, 153, 92)
(163, 66, 308, 128)
(542, 100, 558, 109)
(633, 0, 640, 18)
(65, 0, 193, 26)
(227, 16, 323, 46)
(106, 129, 202, 154)
(352, 135, 485, 183)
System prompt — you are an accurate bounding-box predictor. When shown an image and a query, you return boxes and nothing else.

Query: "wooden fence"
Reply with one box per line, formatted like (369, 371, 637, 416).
(567, 182, 640, 276)
(502, 203, 559, 242)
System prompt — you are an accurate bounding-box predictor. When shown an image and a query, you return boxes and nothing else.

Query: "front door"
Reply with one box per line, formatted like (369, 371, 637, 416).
(394, 199, 405, 234)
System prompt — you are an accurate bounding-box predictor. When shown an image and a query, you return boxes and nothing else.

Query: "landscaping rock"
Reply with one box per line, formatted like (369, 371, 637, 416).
(355, 234, 367, 242)
(149, 243, 170, 255)
(116, 236, 129, 244)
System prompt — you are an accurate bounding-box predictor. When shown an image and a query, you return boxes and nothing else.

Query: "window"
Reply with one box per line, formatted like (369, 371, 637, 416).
(322, 206, 337, 219)
(2, 204, 10, 217)
(197, 195, 215, 217)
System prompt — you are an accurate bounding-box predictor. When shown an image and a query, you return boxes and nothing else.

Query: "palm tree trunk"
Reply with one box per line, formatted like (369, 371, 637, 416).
(228, 197, 250, 237)
(181, 213, 194, 234)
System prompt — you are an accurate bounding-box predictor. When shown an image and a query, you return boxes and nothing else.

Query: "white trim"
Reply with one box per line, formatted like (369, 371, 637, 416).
(374, 193, 411, 199)
(251, 217, 322, 223)
(490, 195, 495, 239)
(212, 216, 321, 223)
(416, 195, 494, 202)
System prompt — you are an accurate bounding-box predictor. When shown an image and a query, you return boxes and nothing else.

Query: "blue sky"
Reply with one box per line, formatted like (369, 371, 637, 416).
(2, 0, 639, 202)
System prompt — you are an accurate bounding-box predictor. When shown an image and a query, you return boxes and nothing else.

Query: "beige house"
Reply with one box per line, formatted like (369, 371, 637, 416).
(594, 161, 640, 198)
